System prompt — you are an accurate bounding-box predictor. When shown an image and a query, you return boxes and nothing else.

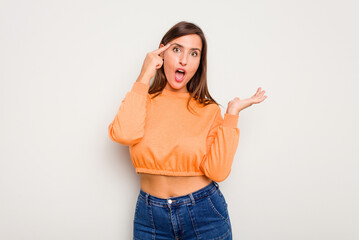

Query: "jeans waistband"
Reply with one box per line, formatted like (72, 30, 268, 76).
(139, 181, 219, 206)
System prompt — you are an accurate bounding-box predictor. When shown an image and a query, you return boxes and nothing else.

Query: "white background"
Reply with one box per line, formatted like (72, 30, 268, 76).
(1, 0, 358, 239)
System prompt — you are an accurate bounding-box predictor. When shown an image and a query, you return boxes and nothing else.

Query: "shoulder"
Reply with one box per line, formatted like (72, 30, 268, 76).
(203, 102, 221, 114)
(192, 101, 221, 119)
(192, 98, 220, 109)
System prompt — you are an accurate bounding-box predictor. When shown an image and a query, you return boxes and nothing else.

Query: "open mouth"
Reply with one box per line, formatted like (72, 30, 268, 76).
(175, 69, 186, 81)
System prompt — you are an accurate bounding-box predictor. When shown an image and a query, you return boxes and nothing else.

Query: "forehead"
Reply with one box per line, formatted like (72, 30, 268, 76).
(169, 34, 202, 50)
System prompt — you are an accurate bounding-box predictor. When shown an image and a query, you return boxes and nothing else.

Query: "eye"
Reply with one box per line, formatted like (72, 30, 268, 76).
(191, 52, 198, 57)
(173, 47, 180, 52)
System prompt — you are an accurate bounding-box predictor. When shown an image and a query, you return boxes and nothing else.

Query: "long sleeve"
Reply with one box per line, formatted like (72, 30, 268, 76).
(108, 81, 149, 146)
(199, 107, 240, 182)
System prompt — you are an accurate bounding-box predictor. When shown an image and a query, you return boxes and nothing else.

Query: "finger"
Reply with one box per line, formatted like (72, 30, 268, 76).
(153, 43, 171, 55)
(258, 88, 265, 96)
(254, 87, 261, 96)
(259, 95, 267, 101)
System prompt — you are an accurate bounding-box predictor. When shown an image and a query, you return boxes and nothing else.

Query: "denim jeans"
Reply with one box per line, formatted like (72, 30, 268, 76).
(133, 181, 232, 240)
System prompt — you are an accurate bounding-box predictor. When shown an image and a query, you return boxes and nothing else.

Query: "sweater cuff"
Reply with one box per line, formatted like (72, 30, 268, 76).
(131, 82, 150, 96)
(223, 113, 239, 128)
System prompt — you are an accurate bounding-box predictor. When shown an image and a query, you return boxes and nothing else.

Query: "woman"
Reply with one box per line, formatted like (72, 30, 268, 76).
(108, 21, 267, 240)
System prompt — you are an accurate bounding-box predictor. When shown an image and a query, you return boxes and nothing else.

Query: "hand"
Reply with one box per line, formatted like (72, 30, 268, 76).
(226, 87, 268, 115)
(136, 43, 171, 84)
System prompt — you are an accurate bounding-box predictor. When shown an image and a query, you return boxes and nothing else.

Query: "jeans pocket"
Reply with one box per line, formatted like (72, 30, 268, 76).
(216, 189, 229, 210)
(134, 195, 141, 219)
(133, 196, 155, 239)
(208, 189, 229, 221)
(188, 190, 231, 240)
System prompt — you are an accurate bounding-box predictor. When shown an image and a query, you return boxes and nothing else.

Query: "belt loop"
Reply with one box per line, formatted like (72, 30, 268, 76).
(145, 193, 149, 205)
(189, 193, 195, 205)
(213, 181, 219, 189)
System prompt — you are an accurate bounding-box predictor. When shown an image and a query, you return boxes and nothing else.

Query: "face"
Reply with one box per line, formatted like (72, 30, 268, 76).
(159, 34, 202, 93)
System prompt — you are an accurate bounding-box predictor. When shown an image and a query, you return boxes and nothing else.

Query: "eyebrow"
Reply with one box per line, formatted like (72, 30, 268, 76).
(171, 43, 201, 52)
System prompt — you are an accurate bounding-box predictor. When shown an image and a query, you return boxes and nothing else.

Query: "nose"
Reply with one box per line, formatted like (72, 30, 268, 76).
(179, 52, 188, 66)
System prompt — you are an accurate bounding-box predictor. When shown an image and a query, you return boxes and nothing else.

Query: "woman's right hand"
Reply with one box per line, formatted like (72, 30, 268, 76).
(136, 43, 171, 84)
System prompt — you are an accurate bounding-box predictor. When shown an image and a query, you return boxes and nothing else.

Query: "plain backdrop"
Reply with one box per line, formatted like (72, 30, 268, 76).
(1, 0, 358, 239)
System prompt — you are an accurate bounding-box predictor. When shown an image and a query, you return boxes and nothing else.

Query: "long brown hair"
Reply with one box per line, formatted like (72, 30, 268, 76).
(148, 21, 221, 115)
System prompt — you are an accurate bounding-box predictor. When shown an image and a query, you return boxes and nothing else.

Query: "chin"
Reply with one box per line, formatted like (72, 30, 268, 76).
(171, 81, 187, 88)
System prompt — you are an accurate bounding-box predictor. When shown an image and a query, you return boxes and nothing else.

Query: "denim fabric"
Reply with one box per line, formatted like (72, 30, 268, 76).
(133, 181, 232, 240)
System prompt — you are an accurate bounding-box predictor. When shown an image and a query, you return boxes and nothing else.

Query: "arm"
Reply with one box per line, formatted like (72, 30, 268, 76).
(199, 106, 240, 182)
(108, 81, 149, 146)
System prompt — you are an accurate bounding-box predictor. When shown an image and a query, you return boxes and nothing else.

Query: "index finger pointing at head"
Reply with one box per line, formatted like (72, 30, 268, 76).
(153, 43, 171, 55)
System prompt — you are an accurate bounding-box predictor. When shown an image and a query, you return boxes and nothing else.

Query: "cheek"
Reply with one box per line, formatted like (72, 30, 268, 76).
(164, 57, 175, 69)
(164, 62, 172, 73)
(164, 52, 176, 62)
(190, 61, 201, 74)
(163, 62, 174, 78)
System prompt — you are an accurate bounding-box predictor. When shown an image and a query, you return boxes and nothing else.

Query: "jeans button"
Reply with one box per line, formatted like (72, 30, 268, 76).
(167, 199, 172, 204)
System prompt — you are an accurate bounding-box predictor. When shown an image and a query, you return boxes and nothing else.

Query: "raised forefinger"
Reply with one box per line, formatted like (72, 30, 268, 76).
(152, 43, 172, 55)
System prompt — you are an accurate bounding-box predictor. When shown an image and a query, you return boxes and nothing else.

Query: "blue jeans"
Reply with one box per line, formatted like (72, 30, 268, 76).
(133, 181, 232, 240)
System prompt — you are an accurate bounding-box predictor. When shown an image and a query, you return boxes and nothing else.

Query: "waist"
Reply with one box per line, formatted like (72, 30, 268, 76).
(139, 180, 219, 206)
(139, 173, 213, 198)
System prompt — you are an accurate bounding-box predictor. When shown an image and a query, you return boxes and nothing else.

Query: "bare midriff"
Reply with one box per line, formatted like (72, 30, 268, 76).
(139, 173, 213, 199)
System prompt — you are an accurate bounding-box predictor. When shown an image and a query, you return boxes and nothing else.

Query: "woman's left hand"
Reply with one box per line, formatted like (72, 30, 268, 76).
(226, 87, 267, 115)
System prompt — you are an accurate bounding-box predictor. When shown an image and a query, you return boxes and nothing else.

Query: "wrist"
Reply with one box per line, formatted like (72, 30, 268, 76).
(226, 108, 240, 115)
(136, 73, 151, 85)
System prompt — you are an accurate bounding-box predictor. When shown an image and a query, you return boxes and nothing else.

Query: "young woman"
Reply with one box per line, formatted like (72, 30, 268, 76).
(108, 21, 267, 240)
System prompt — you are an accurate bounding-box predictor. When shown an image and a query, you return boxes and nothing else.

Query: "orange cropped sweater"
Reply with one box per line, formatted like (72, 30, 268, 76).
(108, 82, 240, 182)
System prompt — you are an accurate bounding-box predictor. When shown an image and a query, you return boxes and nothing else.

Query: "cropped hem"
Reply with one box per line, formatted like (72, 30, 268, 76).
(131, 82, 149, 96)
(135, 168, 205, 176)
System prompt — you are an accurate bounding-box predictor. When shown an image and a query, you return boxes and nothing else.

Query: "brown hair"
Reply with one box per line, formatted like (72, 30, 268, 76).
(148, 21, 221, 115)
